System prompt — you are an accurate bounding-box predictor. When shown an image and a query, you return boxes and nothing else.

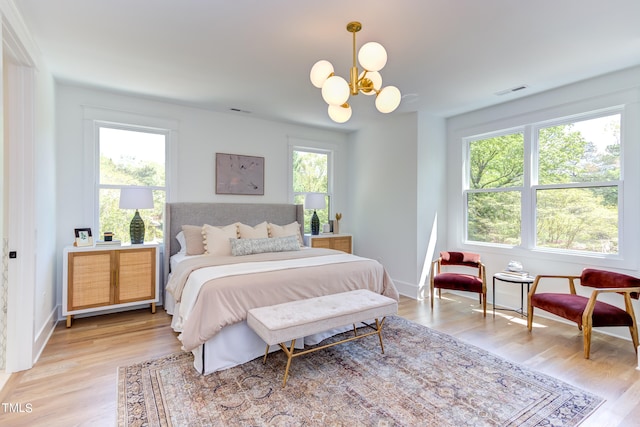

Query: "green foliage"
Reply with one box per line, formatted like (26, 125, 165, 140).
(98, 156, 165, 244)
(467, 191, 521, 245)
(468, 115, 620, 254)
(293, 150, 330, 232)
(470, 133, 524, 189)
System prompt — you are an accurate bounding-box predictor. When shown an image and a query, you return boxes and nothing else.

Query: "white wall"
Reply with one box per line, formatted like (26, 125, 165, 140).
(55, 84, 350, 309)
(416, 113, 447, 299)
(349, 112, 421, 296)
(446, 66, 640, 339)
(32, 58, 57, 358)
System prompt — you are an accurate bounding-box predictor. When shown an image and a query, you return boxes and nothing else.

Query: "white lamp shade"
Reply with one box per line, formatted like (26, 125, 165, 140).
(321, 75, 350, 106)
(375, 85, 401, 113)
(359, 70, 382, 96)
(358, 42, 387, 72)
(305, 192, 326, 210)
(328, 104, 352, 123)
(119, 187, 154, 209)
(310, 60, 334, 88)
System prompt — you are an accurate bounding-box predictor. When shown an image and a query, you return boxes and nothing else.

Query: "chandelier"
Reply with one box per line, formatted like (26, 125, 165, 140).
(310, 21, 401, 123)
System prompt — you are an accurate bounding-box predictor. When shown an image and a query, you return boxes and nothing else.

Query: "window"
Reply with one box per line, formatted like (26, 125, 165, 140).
(97, 125, 167, 243)
(465, 111, 622, 255)
(467, 131, 524, 246)
(291, 146, 332, 233)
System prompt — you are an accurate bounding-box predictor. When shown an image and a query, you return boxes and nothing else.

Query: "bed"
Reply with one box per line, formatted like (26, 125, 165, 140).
(164, 202, 399, 374)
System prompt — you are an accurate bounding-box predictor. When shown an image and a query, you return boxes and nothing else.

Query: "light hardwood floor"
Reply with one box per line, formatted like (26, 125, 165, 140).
(1, 294, 639, 426)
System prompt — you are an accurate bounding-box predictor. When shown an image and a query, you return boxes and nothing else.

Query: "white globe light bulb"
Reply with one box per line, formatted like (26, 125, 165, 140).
(375, 86, 401, 113)
(321, 76, 350, 106)
(359, 71, 382, 96)
(328, 104, 352, 123)
(358, 42, 387, 72)
(310, 60, 334, 88)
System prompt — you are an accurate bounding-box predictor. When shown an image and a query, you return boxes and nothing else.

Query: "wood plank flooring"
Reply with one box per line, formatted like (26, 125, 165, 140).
(1, 294, 639, 426)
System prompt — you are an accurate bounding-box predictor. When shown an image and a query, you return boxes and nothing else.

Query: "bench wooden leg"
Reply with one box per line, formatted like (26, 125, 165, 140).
(270, 318, 389, 387)
(376, 318, 386, 354)
(282, 339, 296, 387)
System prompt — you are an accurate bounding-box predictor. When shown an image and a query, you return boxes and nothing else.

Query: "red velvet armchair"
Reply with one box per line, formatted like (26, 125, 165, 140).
(527, 268, 640, 359)
(430, 251, 486, 317)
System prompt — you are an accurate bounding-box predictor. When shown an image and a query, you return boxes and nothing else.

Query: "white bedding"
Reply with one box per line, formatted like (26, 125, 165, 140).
(173, 253, 367, 331)
(166, 247, 398, 374)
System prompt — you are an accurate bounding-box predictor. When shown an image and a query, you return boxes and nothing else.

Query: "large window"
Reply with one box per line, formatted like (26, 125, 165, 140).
(291, 146, 332, 233)
(465, 111, 621, 255)
(97, 125, 167, 243)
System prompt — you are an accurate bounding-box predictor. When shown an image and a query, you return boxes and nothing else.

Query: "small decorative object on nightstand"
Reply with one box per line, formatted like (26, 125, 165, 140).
(305, 192, 326, 235)
(334, 212, 342, 234)
(119, 186, 154, 244)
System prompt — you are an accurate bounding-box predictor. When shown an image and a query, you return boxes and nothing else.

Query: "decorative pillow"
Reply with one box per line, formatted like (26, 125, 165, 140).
(182, 225, 206, 255)
(440, 251, 480, 263)
(202, 223, 239, 256)
(268, 221, 303, 246)
(176, 231, 187, 254)
(230, 235, 301, 256)
(238, 221, 269, 239)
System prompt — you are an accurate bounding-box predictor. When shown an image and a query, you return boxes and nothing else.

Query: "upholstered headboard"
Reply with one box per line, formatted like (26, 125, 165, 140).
(164, 202, 304, 283)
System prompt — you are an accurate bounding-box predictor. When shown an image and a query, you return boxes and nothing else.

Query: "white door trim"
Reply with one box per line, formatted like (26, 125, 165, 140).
(2, 10, 37, 373)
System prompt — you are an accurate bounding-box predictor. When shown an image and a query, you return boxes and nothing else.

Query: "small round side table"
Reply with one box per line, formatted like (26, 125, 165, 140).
(492, 272, 535, 318)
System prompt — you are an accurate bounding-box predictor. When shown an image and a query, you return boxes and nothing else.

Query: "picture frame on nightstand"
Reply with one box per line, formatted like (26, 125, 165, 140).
(74, 227, 93, 247)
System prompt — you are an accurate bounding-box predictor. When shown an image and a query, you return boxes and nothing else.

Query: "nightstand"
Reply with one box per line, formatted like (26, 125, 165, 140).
(62, 243, 159, 327)
(304, 234, 352, 254)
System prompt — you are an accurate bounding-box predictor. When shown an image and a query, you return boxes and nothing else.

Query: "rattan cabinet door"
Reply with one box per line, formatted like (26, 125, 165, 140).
(331, 236, 352, 253)
(67, 251, 114, 311)
(116, 247, 156, 304)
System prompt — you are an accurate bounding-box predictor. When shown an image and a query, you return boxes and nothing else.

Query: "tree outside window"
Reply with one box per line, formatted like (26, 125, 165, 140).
(292, 148, 330, 233)
(466, 112, 621, 254)
(98, 126, 166, 243)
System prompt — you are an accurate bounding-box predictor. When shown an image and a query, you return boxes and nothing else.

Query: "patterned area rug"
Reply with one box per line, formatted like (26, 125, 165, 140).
(117, 316, 603, 426)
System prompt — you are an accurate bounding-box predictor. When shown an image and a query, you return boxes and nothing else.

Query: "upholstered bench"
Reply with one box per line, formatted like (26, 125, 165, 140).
(247, 289, 398, 387)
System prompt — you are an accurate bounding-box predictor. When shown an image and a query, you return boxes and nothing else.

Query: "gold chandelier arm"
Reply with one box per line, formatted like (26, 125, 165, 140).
(348, 21, 361, 96)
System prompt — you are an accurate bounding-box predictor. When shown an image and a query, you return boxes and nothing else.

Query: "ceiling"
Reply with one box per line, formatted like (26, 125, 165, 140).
(14, 0, 640, 132)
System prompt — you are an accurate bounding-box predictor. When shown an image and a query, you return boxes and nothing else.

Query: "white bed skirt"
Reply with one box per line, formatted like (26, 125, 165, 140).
(166, 290, 348, 375)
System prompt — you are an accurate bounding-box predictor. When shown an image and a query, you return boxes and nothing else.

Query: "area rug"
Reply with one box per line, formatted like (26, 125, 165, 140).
(117, 316, 603, 426)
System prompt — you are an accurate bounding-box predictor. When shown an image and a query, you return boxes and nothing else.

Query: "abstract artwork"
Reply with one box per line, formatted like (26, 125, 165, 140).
(215, 153, 264, 195)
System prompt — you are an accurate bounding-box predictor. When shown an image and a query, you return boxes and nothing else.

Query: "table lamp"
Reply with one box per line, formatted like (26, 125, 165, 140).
(119, 187, 154, 244)
(305, 193, 326, 235)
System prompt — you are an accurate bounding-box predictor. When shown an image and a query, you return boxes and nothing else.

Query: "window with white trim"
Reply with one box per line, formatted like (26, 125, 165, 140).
(97, 124, 167, 243)
(291, 146, 333, 233)
(465, 110, 621, 255)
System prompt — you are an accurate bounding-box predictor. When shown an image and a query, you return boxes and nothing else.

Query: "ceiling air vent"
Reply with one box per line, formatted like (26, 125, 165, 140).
(495, 85, 529, 96)
(229, 108, 251, 113)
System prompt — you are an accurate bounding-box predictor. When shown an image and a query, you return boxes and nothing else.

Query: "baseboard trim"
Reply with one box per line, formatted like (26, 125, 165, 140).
(33, 306, 58, 366)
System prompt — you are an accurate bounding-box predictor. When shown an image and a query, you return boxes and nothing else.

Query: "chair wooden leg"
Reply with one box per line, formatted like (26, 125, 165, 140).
(430, 284, 434, 310)
(629, 325, 638, 354)
(527, 307, 534, 332)
(583, 322, 592, 359)
(482, 292, 486, 317)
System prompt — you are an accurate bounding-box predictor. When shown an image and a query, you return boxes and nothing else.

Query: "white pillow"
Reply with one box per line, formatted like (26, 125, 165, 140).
(182, 224, 206, 255)
(238, 221, 269, 239)
(202, 223, 239, 255)
(230, 236, 301, 256)
(176, 231, 186, 254)
(268, 221, 303, 246)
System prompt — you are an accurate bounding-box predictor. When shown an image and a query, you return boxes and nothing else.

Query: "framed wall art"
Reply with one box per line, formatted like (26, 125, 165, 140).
(215, 153, 265, 195)
(74, 228, 93, 247)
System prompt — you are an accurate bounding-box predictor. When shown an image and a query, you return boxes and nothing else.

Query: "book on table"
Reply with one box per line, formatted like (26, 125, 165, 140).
(500, 269, 531, 278)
